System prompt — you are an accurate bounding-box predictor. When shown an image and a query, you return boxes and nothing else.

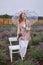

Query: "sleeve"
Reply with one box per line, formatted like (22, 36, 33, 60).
(17, 23, 20, 38)
(26, 20, 31, 30)
(30, 19, 37, 25)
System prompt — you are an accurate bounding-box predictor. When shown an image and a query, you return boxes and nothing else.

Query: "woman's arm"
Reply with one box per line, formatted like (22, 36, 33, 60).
(30, 19, 37, 25)
(26, 20, 31, 31)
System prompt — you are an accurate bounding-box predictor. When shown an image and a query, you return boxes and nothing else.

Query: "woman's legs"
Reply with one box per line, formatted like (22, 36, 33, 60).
(19, 40, 29, 60)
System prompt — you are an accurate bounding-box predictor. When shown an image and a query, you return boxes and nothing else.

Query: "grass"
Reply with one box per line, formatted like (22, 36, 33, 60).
(0, 24, 17, 33)
(31, 31, 38, 37)
(12, 32, 17, 36)
(31, 23, 43, 27)
(0, 40, 5, 50)
(15, 60, 35, 65)
(31, 37, 39, 45)
(40, 35, 43, 41)
(0, 24, 17, 27)
(31, 50, 43, 59)
(0, 51, 4, 60)
(27, 42, 30, 49)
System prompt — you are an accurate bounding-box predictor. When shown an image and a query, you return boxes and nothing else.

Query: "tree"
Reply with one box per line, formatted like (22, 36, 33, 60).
(2, 14, 12, 18)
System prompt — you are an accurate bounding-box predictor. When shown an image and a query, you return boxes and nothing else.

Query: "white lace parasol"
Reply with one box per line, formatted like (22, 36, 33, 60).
(12, 10, 38, 23)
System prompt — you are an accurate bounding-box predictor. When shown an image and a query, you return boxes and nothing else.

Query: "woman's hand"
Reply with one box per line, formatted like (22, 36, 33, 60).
(17, 36, 18, 40)
(26, 27, 31, 31)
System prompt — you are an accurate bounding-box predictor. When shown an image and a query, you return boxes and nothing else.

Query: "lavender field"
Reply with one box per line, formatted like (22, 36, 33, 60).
(0, 24, 43, 65)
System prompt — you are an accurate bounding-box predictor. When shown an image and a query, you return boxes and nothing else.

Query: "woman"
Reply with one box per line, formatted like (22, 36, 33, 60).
(17, 12, 31, 60)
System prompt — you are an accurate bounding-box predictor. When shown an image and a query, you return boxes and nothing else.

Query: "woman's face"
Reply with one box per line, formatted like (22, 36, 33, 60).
(22, 13, 26, 20)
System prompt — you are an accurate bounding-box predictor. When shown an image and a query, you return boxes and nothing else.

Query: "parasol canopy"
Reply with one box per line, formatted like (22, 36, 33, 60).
(12, 10, 38, 25)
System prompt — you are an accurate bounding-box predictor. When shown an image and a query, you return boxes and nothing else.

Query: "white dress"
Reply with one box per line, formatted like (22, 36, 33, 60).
(19, 39, 29, 60)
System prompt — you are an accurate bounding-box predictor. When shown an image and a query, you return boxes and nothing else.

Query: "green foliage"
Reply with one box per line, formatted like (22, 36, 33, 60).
(15, 60, 35, 65)
(15, 60, 24, 65)
(31, 50, 43, 59)
(31, 37, 39, 45)
(27, 44, 30, 49)
(27, 41, 31, 49)
(13, 54, 19, 61)
(40, 35, 43, 41)
(12, 32, 17, 36)
(5, 37, 9, 43)
(0, 14, 12, 18)
(31, 23, 43, 27)
(25, 61, 35, 65)
(31, 31, 38, 37)
(0, 52, 4, 60)
(0, 41, 5, 50)
(38, 17, 43, 20)
(8, 24, 17, 28)
(0, 44, 5, 50)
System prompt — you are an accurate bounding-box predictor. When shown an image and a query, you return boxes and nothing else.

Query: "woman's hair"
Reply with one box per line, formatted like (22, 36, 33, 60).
(19, 12, 26, 23)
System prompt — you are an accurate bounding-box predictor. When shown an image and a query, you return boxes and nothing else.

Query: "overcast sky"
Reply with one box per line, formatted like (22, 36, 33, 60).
(0, 0, 43, 16)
